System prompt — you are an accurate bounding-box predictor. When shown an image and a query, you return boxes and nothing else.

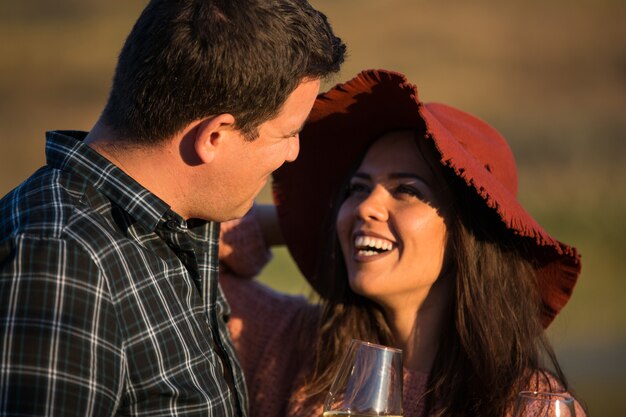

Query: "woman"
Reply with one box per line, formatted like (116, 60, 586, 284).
(219, 69, 586, 417)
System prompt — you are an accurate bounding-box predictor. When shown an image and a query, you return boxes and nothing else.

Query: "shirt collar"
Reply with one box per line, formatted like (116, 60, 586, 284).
(46, 130, 176, 232)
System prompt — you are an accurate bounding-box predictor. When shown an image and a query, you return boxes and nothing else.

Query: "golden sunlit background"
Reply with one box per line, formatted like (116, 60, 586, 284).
(1, 1, 625, 415)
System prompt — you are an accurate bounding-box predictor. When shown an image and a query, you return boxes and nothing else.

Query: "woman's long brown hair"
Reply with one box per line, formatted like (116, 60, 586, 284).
(297, 132, 569, 416)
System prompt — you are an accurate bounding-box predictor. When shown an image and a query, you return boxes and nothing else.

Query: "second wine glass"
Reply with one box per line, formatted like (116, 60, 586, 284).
(512, 391, 576, 417)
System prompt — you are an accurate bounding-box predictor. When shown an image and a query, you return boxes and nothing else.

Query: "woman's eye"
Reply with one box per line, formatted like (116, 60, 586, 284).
(395, 185, 421, 198)
(347, 182, 370, 195)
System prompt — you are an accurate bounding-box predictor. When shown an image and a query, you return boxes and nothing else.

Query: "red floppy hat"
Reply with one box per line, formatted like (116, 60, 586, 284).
(272, 69, 581, 327)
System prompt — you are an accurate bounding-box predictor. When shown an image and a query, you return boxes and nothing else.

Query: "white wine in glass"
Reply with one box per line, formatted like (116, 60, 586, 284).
(513, 391, 576, 417)
(323, 339, 403, 417)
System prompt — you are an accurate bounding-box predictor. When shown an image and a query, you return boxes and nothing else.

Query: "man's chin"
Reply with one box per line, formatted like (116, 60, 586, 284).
(220, 200, 255, 223)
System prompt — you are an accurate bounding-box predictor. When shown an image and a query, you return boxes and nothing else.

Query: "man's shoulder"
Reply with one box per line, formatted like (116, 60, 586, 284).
(0, 166, 152, 281)
(0, 165, 104, 242)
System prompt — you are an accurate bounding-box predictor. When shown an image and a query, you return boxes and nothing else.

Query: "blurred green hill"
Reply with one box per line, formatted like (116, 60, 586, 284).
(1, 1, 625, 415)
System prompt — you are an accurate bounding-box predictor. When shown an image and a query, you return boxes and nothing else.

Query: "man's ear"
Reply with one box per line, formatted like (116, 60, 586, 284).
(194, 113, 237, 164)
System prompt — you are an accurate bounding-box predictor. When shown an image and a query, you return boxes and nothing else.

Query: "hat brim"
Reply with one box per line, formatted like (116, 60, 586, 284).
(272, 69, 581, 327)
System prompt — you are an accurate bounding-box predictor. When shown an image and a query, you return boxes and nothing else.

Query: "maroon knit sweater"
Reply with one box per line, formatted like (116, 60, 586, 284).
(218, 210, 585, 417)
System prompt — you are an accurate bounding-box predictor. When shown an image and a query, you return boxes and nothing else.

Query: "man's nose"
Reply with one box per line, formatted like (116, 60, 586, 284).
(285, 136, 300, 162)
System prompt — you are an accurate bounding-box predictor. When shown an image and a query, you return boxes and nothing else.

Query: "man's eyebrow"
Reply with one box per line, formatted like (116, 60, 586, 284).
(286, 124, 305, 137)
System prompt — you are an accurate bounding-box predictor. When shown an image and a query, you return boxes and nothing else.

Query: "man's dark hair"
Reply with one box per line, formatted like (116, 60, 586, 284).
(101, 0, 345, 144)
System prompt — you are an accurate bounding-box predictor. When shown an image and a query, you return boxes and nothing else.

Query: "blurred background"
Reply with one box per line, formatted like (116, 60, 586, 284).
(1, 0, 624, 414)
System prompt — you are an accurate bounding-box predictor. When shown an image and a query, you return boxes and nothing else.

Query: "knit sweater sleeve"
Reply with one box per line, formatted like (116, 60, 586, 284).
(221, 270, 316, 417)
(219, 206, 272, 278)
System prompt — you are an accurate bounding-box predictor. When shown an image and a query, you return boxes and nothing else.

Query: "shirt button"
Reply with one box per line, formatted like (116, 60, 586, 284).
(166, 219, 178, 230)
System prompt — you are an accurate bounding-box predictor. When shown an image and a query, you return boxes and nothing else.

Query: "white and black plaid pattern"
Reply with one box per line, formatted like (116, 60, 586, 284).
(0, 131, 248, 416)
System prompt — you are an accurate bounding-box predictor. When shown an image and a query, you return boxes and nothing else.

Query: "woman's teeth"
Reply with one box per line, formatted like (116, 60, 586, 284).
(354, 235, 394, 256)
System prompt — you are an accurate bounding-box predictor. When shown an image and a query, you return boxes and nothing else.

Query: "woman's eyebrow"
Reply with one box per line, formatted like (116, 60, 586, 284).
(388, 172, 423, 181)
(353, 172, 426, 182)
(390, 173, 432, 187)
(352, 172, 371, 181)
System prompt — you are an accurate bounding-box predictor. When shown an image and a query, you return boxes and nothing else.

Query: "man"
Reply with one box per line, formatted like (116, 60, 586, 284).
(0, 0, 345, 415)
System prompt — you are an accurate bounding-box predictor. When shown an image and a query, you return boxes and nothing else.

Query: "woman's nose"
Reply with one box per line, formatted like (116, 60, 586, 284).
(355, 186, 388, 222)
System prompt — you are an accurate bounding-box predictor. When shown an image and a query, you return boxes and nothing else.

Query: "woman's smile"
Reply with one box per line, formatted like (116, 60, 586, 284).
(352, 231, 397, 260)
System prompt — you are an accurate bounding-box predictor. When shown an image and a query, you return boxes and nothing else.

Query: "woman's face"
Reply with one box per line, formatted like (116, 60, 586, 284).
(336, 130, 451, 311)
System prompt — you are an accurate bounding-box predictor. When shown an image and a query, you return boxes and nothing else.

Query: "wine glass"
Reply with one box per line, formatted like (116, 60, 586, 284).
(323, 339, 403, 417)
(513, 391, 576, 417)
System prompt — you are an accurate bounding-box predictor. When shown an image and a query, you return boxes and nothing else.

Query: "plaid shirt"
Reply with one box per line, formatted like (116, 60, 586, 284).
(0, 131, 248, 416)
